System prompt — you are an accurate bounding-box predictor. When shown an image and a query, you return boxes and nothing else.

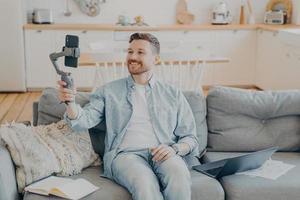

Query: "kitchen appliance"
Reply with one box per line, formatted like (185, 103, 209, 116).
(212, 1, 232, 25)
(266, 0, 292, 24)
(32, 9, 54, 24)
(264, 10, 286, 24)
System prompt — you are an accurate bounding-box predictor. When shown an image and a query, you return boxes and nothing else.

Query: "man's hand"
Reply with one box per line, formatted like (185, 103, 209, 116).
(150, 144, 176, 163)
(57, 80, 78, 119)
(57, 80, 77, 103)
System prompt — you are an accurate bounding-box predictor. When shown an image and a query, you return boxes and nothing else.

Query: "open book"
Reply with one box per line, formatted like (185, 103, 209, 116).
(24, 176, 99, 200)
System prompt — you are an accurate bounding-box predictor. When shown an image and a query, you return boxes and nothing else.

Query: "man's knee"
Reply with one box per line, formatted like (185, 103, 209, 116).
(166, 166, 191, 186)
(157, 156, 191, 189)
(132, 178, 160, 195)
(119, 173, 163, 200)
(112, 153, 163, 199)
(161, 163, 191, 200)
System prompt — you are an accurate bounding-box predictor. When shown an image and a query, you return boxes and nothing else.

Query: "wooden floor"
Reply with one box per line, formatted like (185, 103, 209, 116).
(0, 92, 41, 124)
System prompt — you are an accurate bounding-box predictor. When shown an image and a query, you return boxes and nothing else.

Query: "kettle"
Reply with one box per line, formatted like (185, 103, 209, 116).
(212, 1, 232, 25)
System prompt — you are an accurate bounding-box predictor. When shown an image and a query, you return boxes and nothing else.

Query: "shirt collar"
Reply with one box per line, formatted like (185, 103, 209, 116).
(126, 74, 156, 89)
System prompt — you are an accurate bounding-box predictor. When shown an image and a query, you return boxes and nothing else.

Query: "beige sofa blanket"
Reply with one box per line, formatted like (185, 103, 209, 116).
(0, 120, 100, 192)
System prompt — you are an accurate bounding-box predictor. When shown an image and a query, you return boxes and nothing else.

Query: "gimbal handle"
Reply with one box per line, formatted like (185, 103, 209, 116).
(49, 47, 80, 104)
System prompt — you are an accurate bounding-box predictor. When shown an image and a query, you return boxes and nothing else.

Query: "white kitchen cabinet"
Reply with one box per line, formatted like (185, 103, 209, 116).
(256, 30, 282, 90)
(155, 30, 217, 85)
(282, 45, 300, 89)
(25, 30, 57, 88)
(183, 31, 217, 86)
(256, 30, 300, 90)
(214, 30, 256, 86)
(24, 29, 256, 89)
(157, 30, 256, 86)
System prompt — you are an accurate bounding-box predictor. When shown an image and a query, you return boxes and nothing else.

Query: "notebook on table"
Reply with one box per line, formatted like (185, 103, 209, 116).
(193, 146, 278, 179)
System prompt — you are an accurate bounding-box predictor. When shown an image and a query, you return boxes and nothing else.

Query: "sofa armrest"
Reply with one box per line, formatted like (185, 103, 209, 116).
(0, 145, 19, 200)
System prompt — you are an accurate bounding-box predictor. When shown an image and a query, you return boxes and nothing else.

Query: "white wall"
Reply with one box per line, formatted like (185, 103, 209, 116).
(25, 0, 300, 25)
(0, 1, 26, 91)
(292, 0, 300, 25)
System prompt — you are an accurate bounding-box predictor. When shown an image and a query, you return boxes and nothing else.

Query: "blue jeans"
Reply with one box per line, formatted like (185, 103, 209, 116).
(111, 149, 191, 200)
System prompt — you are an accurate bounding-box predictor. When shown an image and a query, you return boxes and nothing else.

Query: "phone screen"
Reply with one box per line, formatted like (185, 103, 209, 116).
(64, 35, 79, 68)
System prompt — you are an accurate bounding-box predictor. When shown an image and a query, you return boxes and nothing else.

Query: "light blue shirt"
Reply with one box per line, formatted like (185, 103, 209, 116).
(65, 75, 199, 179)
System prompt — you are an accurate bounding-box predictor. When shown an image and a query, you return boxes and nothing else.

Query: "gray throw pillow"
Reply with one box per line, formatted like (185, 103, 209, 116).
(37, 88, 90, 125)
(207, 86, 300, 152)
(183, 91, 208, 155)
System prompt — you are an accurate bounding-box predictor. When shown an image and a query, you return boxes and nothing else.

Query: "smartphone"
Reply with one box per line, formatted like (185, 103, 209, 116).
(64, 35, 79, 67)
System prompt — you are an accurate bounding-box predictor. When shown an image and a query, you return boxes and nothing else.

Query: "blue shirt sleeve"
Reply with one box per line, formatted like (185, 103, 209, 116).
(64, 87, 105, 131)
(174, 91, 199, 153)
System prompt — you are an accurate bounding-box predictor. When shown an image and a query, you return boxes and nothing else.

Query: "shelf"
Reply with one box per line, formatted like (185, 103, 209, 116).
(23, 24, 160, 31)
(23, 23, 300, 32)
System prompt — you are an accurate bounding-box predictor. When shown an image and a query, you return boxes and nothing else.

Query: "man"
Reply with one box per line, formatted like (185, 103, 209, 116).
(58, 32, 199, 200)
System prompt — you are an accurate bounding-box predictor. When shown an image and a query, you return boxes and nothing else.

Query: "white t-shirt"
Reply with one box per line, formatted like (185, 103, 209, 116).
(119, 84, 159, 151)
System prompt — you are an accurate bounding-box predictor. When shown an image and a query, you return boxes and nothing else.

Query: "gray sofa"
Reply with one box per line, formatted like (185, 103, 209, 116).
(1, 86, 300, 200)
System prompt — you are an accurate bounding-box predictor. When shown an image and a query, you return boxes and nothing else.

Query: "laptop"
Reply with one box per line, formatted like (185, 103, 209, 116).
(192, 146, 278, 179)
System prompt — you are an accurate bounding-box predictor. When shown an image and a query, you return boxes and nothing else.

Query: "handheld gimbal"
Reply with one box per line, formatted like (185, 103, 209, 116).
(49, 35, 80, 104)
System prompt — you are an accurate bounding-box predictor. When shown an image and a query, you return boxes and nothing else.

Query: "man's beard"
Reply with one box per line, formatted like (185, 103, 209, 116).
(127, 60, 150, 75)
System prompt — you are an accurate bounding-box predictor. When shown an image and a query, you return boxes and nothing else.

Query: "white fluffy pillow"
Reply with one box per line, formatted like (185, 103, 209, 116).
(0, 120, 101, 192)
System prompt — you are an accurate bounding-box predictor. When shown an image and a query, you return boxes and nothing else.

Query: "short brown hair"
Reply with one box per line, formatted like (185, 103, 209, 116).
(129, 32, 160, 54)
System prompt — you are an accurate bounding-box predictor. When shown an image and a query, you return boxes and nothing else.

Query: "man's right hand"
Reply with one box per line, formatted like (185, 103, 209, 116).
(57, 80, 77, 103)
(57, 80, 78, 120)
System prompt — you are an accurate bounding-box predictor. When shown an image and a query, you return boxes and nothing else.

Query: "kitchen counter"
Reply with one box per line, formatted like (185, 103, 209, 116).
(257, 24, 300, 31)
(23, 23, 300, 32)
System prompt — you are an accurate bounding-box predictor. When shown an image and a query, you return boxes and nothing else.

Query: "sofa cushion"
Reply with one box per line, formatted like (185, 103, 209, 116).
(88, 122, 106, 158)
(207, 86, 300, 152)
(183, 90, 208, 155)
(203, 152, 300, 200)
(23, 166, 224, 200)
(190, 170, 224, 200)
(37, 88, 90, 125)
(36, 88, 208, 157)
(23, 167, 131, 200)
